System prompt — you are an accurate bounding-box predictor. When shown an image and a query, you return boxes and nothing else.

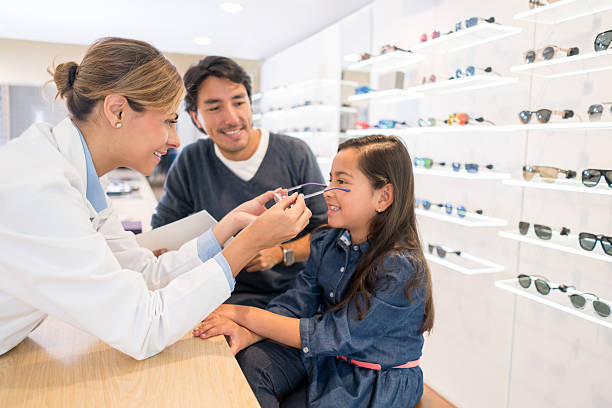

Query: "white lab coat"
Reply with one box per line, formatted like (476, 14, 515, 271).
(0, 118, 231, 359)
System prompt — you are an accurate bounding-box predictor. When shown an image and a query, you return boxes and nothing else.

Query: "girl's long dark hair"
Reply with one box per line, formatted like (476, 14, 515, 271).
(328, 135, 434, 333)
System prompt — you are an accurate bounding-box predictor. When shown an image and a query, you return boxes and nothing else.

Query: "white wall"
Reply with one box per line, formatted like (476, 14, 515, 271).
(261, 1, 612, 407)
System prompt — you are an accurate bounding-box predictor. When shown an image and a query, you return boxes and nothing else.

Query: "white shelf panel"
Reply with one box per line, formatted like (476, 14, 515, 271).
(252, 113, 262, 121)
(514, 0, 612, 24)
(425, 251, 505, 274)
(495, 278, 612, 329)
(415, 208, 508, 227)
(346, 50, 426, 73)
(499, 230, 612, 263)
(505, 121, 612, 131)
(347, 89, 423, 103)
(414, 168, 511, 180)
(285, 131, 339, 138)
(262, 105, 357, 118)
(510, 50, 612, 78)
(411, 24, 522, 54)
(257, 79, 358, 100)
(503, 178, 612, 195)
(345, 126, 510, 137)
(407, 75, 518, 95)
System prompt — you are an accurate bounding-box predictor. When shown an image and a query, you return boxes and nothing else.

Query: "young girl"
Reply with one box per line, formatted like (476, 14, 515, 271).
(193, 135, 434, 408)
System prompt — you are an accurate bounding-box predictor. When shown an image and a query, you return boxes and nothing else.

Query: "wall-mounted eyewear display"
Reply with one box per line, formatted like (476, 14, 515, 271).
(523, 46, 579, 64)
(594, 30, 612, 52)
(446, 113, 496, 126)
(455, 16, 495, 32)
(578, 232, 612, 256)
(587, 103, 612, 121)
(413, 157, 446, 169)
(518, 109, 574, 124)
(428, 244, 461, 258)
(518, 221, 570, 240)
(529, 0, 560, 9)
(522, 165, 577, 182)
(582, 169, 612, 188)
(451, 162, 494, 173)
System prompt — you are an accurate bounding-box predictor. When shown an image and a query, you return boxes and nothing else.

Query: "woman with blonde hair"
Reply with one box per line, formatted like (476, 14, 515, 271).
(0, 37, 311, 360)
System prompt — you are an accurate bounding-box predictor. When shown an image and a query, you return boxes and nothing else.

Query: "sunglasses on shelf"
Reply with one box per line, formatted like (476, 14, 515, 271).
(582, 169, 612, 188)
(529, 0, 560, 9)
(428, 244, 461, 258)
(518, 109, 574, 124)
(413, 157, 446, 169)
(446, 113, 496, 126)
(354, 121, 371, 129)
(380, 44, 412, 54)
(452, 162, 494, 173)
(518, 221, 570, 240)
(524, 46, 579, 64)
(355, 86, 375, 95)
(522, 165, 577, 182)
(452, 66, 498, 79)
(455, 16, 495, 32)
(418, 117, 442, 127)
(587, 102, 612, 121)
(420, 30, 441, 43)
(376, 119, 408, 129)
(568, 290, 611, 318)
(422, 74, 437, 84)
(594, 30, 612, 52)
(415, 199, 483, 218)
(578, 232, 612, 256)
(517, 274, 571, 296)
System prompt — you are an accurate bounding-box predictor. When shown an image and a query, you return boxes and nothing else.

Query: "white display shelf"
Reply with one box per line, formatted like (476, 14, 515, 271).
(503, 178, 612, 196)
(425, 251, 505, 274)
(346, 50, 426, 73)
(414, 168, 511, 180)
(514, 0, 612, 24)
(252, 113, 262, 121)
(495, 278, 612, 329)
(504, 121, 612, 131)
(347, 89, 423, 103)
(262, 105, 357, 118)
(345, 125, 510, 137)
(415, 208, 508, 227)
(254, 79, 358, 101)
(510, 50, 612, 78)
(411, 23, 522, 54)
(407, 75, 518, 95)
(499, 230, 612, 263)
(285, 131, 339, 138)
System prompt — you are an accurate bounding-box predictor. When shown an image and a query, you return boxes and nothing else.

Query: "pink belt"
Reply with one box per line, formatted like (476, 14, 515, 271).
(336, 356, 420, 371)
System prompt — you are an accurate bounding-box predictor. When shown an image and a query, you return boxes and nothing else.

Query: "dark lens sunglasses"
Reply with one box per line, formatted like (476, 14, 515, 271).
(523, 46, 579, 64)
(452, 162, 494, 173)
(376, 119, 407, 129)
(582, 169, 612, 188)
(587, 102, 612, 121)
(518, 109, 574, 124)
(568, 291, 611, 318)
(517, 274, 572, 295)
(428, 244, 461, 258)
(518, 221, 570, 240)
(455, 16, 495, 31)
(594, 30, 612, 52)
(578, 232, 612, 256)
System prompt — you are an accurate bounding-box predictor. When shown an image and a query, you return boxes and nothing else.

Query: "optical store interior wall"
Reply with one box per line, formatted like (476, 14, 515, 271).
(258, 0, 612, 407)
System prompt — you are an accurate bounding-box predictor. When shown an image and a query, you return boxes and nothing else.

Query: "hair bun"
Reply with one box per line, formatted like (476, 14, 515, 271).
(51, 61, 79, 96)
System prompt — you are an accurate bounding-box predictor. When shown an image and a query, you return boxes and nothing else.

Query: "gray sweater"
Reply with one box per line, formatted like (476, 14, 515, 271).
(151, 132, 328, 307)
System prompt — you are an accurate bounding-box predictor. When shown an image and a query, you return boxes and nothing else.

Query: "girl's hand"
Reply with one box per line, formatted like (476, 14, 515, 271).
(192, 312, 263, 355)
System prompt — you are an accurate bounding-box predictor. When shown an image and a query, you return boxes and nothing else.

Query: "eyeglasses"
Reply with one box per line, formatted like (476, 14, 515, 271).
(529, 0, 560, 9)
(452, 66, 499, 79)
(522, 165, 577, 182)
(413, 157, 446, 169)
(518, 109, 574, 124)
(518, 221, 570, 240)
(446, 113, 496, 126)
(455, 16, 495, 32)
(420, 30, 441, 43)
(376, 119, 408, 129)
(354, 121, 370, 129)
(355, 86, 375, 95)
(578, 232, 612, 256)
(568, 290, 611, 318)
(418, 117, 442, 127)
(428, 244, 461, 258)
(587, 102, 612, 121)
(582, 169, 612, 188)
(415, 199, 482, 218)
(451, 162, 494, 173)
(517, 274, 572, 295)
(380, 44, 411, 54)
(594, 30, 612, 52)
(421, 74, 437, 84)
(274, 183, 350, 202)
(524, 46, 579, 63)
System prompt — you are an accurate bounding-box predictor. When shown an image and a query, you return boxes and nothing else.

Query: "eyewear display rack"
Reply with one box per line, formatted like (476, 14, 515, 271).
(413, 167, 511, 180)
(406, 75, 518, 95)
(416, 208, 507, 228)
(425, 251, 505, 275)
(513, 0, 612, 24)
(510, 49, 612, 78)
(494, 278, 612, 329)
(347, 51, 425, 73)
(345, 126, 510, 137)
(499, 230, 612, 263)
(503, 177, 612, 196)
(347, 89, 422, 104)
(504, 120, 612, 131)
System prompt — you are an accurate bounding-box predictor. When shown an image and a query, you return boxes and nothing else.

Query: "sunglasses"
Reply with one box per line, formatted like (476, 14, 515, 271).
(452, 162, 494, 173)
(522, 165, 577, 182)
(355, 86, 375, 95)
(517, 274, 571, 295)
(446, 113, 496, 126)
(518, 109, 574, 124)
(376, 119, 407, 129)
(518, 221, 570, 240)
(568, 290, 611, 318)
(274, 183, 350, 202)
(582, 169, 612, 188)
(418, 117, 441, 127)
(455, 16, 495, 32)
(428, 244, 461, 258)
(578, 232, 612, 256)
(529, 0, 560, 9)
(380, 44, 411, 54)
(524, 46, 579, 64)
(453, 66, 496, 79)
(420, 30, 441, 43)
(354, 121, 370, 129)
(415, 199, 482, 218)
(594, 30, 612, 52)
(587, 102, 612, 121)
(421, 74, 437, 84)
(413, 157, 446, 169)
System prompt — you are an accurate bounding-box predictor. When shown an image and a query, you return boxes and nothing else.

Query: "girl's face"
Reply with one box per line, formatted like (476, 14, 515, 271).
(324, 147, 382, 243)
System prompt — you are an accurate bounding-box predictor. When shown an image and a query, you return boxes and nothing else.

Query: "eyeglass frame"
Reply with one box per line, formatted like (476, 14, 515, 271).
(522, 165, 577, 182)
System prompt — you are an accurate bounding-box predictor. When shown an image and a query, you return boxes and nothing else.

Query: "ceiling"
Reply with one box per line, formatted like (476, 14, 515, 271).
(0, 0, 374, 61)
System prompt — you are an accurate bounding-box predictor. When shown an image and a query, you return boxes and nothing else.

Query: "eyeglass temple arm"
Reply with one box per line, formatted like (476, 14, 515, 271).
(286, 182, 327, 192)
(302, 187, 350, 199)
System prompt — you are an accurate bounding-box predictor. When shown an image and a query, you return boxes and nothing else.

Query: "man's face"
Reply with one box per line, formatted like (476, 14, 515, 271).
(190, 76, 256, 160)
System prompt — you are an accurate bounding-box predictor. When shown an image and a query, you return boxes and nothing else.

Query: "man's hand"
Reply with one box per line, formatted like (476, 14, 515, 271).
(245, 246, 284, 272)
(192, 312, 262, 355)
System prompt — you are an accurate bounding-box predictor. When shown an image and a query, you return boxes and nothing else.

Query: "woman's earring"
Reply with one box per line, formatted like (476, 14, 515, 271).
(376, 208, 383, 213)
(115, 122, 122, 129)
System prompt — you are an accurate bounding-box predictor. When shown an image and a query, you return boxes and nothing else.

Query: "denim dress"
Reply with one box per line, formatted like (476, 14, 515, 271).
(266, 228, 427, 408)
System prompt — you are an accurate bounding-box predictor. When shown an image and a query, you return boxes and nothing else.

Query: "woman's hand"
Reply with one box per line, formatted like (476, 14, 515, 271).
(192, 312, 263, 355)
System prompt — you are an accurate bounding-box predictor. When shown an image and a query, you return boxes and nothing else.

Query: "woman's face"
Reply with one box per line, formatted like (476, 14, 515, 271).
(119, 108, 180, 175)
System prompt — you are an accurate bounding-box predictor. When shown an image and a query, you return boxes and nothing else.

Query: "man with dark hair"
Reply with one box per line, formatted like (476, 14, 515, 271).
(151, 56, 327, 308)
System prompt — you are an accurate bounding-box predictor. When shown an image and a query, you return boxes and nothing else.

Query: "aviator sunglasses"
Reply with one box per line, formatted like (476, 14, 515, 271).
(524, 45, 579, 64)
